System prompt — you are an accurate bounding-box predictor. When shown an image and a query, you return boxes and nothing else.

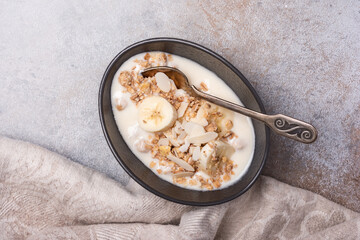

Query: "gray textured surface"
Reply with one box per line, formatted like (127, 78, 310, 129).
(0, 1, 359, 211)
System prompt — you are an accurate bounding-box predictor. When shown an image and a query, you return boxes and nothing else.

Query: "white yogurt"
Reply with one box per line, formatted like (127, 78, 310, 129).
(111, 52, 255, 190)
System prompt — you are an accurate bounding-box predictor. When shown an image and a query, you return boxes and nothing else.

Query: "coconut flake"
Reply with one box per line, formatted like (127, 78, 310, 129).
(159, 166, 172, 174)
(167, 154, 195, 171)
(192, 146, 201, 160)
(188, 132, 218, 144)
(174, 121, 182, 134)
(177, 101, 189, 118)
(113, 91, 127, 110)
(127, 123, 139, 139)
(179, 139, 190, 152)
(164, 131, 180, 147)
(158, 138, 170, 146)
(155, 72, 171, 92)
(178, 131, 187, 140)
(169, 138, 180, 147)
(172, 127, 177, 137)
(134, 138, 150, 153)
(177, 133, 186, 145)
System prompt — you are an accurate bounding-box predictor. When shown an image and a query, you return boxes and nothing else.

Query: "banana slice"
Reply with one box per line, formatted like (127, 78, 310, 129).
(199, 143, 215, 171)
(216, 140, 235, 158)
(138, 96, 177, 132)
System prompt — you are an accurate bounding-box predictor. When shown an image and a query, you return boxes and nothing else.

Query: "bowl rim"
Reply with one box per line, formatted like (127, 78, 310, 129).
(99, 37, 270, 206)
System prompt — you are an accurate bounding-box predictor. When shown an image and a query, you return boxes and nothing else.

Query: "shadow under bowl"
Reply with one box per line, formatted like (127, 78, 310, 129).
(99, 37, 269, 206)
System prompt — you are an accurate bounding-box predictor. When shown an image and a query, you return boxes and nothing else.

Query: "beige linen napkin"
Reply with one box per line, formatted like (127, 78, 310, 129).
(0, 136, 359, 240)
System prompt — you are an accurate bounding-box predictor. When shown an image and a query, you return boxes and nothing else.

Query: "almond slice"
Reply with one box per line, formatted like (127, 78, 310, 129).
(188, 132, 218, 144)
(190, 118, 208, 127)
(182, 121, 205, 137)
(173, 172, 195, 178)
(155, 72, 171, 92)
(190, 105, 209, 126)
(167, 154, 195, 171)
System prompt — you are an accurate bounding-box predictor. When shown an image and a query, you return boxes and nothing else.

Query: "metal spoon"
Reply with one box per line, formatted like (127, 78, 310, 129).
(141, 66, 317, 144)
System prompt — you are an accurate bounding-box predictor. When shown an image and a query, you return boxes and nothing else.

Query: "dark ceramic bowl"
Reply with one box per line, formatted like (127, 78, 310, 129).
(99, 38, 269, 206)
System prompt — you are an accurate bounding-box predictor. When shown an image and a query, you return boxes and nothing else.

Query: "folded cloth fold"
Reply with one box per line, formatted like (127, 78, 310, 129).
(0, 136, 359, 240)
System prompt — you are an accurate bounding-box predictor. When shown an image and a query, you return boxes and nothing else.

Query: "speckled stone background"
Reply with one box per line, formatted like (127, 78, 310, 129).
(1, 1, 359, 211)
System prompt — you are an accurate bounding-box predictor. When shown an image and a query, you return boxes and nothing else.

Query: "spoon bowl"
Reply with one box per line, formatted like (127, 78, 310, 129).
(141, 66, 197, 97)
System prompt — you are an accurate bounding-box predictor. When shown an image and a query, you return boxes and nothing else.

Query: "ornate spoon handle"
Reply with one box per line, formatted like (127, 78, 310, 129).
(192, 86, 317, 144)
